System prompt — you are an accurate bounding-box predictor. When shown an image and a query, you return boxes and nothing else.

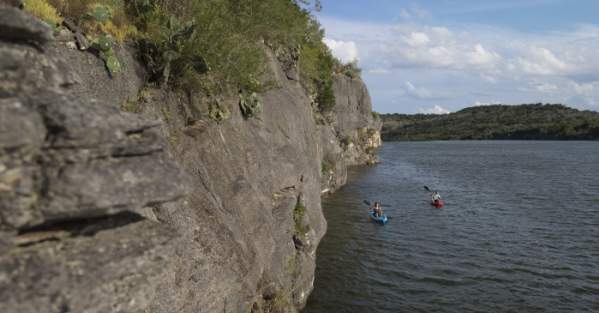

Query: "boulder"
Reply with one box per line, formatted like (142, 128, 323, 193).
(0, 6, 52, 45)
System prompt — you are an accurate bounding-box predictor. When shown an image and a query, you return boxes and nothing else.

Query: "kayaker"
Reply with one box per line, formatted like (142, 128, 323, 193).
(371, 201, 383, 217)
(431, 191, 442, 202)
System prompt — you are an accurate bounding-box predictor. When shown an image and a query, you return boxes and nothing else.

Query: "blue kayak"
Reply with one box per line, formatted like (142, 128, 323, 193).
(368, 211, 388, 225)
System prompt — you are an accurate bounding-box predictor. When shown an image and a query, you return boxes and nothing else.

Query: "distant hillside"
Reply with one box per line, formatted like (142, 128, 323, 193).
(381, 104, 599, 141)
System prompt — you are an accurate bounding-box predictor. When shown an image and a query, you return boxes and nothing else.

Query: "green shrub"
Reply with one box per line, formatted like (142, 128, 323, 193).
(130, 0, 341, 113)
(340, 136, 353, 146)
(37, 0, 346, 111)
(264, 290, 292, 313)
(321, 160, 333, 174)
(239, 91, 262, 119)
(299, 19, 338, 114)
(337, 60, 361, 79)
(120, 99, 138, 112)
(132, 4, 205, 86)
(371, 111, 380, 120)
(131, 0, 317, 94)
(316, 79, 335, 113)
(120, 87, 151, 112)
(32, 0, 341, 111)
(207, 99, 231, 123)
(293, 200, 306, 238)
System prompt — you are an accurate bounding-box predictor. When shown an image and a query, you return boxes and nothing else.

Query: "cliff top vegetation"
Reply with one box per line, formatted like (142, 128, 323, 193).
(24, 0, 362, 115)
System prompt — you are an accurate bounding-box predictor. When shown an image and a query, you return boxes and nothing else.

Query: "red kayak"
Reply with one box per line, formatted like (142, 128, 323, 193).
(431, 199, 444, 208)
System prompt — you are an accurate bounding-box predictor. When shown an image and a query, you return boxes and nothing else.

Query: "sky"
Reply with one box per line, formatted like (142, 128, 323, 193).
(314, 0, 599, 114)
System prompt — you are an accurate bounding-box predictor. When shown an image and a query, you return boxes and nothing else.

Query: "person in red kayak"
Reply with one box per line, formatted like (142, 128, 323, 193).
(431, 191, 442, 206)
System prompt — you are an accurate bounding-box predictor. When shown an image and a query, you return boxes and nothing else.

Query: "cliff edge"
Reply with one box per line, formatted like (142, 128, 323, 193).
(0, 6, 380, 313)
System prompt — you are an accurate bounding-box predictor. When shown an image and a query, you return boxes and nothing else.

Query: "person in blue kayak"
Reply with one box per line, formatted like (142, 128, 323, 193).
(370, 201, 383, 217)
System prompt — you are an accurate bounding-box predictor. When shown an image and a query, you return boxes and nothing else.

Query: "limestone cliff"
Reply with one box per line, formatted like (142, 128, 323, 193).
(0, 7, 380, 313)
(320, 75, 382, 193)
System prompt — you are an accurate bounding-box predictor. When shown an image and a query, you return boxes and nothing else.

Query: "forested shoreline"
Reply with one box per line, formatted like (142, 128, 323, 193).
(381, 104, 599, 141)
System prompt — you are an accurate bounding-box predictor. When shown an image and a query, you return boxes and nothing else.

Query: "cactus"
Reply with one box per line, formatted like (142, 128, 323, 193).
(104, 52, 121, 74)
(94, 34, 112, 52)
(87, 4, 111, 22)
(90, 34, 121, 76)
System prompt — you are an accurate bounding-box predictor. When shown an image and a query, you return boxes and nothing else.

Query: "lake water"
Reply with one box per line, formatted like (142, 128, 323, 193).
(304, 141, 599, 313)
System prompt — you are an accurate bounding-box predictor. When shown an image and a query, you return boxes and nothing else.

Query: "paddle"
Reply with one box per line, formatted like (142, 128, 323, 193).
(363, 200, 391, 208)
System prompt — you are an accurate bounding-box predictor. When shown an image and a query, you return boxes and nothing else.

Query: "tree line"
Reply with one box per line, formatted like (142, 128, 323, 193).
(381, 104, 599, 141)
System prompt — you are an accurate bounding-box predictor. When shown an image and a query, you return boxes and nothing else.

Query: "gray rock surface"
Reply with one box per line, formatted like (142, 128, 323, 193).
(0, 6, 52, 45)
(319, 75, 382, 192)
(331, 74, 377, 136)
(133, 50, 328, 312)
(48, 42, 146, 107)
(0, 9, 188, 312)
(0, 9, 381, 313)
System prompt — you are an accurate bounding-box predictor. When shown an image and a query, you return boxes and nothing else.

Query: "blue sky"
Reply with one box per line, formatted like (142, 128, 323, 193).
(315, 0, 599, 113)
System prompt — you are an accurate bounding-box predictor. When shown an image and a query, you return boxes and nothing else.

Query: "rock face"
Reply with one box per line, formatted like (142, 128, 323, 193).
(0, 8, 381, 313)
(0, 7, 188, 313)
(320, 75, 382, 193)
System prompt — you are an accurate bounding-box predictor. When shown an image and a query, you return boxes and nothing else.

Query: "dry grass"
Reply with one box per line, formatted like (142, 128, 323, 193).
(96, 20, 137, 41)
(23, 0, 63, 26)
(46, 0, 137, 42)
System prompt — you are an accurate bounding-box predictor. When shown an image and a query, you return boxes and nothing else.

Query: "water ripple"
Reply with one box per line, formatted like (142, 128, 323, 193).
(305, 141, 599, 313)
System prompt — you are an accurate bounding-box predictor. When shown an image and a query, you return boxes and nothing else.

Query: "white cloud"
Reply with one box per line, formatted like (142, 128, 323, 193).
(404, 32, 430, 47)
(418, 105, 450, 114)
(473, 101, 501, 106)
(399, 8, 412, 20)
(398, 5, 430, 20)
(571, 81, 598, 95)
(517, 46, 570, 75)
(467, 44, 501, 66)
(430, 26, 452, 38)
(516, 79, 599, 108)
(376, 25, 459, 69)
(561, 81, 599, 107)
(402, 81, 453, 100)
(480, 74, 498, 83)
(404, 81, 433, 99)
(570, 81, 599, 105)
(427, 46, 455, 67)
(367, 68, 390, 74)
(442, 1, 561, 15)
(319, 16, 599, 111)
(323, 38, 359, 63)
(320, 18, 599, 80)
(535, 83, 558, 92)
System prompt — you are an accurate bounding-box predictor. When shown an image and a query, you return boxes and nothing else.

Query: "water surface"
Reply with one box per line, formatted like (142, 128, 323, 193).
(304, 141, 599, 313)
